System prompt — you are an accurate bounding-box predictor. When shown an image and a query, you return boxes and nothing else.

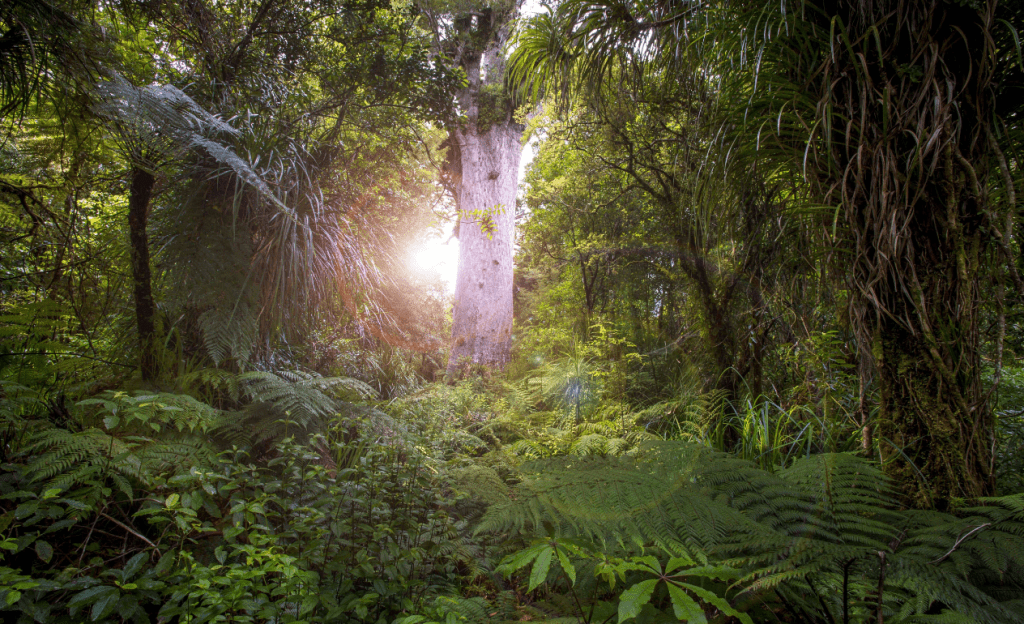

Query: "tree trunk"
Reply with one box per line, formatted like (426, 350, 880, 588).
(870, 186, 993, 509)
(443, 6, 523, 378)
(875, 318, 992, 510)
(776, 0, 1000, 506)
(128, 167, 158, 381)
(447, 122, 522, 377)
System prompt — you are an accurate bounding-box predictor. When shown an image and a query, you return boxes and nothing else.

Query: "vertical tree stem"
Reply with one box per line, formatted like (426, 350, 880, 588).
(128, 167, 157, 381)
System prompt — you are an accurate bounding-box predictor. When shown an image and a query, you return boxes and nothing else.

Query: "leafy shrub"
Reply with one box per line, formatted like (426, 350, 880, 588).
(0, 418, 479, 623)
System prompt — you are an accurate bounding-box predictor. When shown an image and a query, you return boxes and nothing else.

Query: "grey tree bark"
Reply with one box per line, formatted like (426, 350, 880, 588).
(445, 17, 523, 377)
(448, 123, 521, 375)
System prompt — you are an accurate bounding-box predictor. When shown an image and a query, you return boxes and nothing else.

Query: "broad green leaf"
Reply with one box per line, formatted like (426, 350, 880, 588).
(68, 585, 115, 609)
(91, 588, 120, 621)
(667, 583, 706, 623)
(34, 540, 53, 563)
(528, 547, 553, 592)
(618, 579, 658, 623)
(500, 543, 546, 574)
(151, 551, 175, 576)
(679, 565, 742, 581)
(122, 552, 149, 580)
(665, 556, 694, 574)
(635, 555, 661, 574)
(555, 546, 576, 585)
(681, 583, 754, 624)
(165, 494, 179, 508)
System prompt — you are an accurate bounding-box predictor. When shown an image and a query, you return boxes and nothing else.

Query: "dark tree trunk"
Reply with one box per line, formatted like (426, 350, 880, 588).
(870, 185, 993, 509)
(128, 167, 158, 381)
(793, 0, 1001, 505)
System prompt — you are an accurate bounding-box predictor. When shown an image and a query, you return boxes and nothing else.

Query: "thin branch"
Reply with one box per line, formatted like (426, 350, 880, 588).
(98, 512, 161, 558)
(930, 523, 991, 565)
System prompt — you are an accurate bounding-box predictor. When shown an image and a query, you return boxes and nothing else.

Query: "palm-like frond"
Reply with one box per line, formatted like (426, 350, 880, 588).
(92, 73, 275, 197)
(0, 0, 100, 119)
(508, 0, 706, 110)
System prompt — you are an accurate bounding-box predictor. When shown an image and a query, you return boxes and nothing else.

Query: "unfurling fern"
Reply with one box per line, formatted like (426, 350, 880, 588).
(481, 441, 1024, 623)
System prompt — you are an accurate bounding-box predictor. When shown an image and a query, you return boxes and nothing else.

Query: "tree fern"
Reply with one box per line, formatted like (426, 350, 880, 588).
(479, 444, 756, 561)
(157, 193, 261, 367)
(481, 441, 1024, 622)
(451, 465, 512, 506)
(92, 73, 276, 198)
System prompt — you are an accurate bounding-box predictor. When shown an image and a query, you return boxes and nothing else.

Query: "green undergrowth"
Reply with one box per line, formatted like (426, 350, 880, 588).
(1, 368, 1023, 623)
(0, 407, 483, 622)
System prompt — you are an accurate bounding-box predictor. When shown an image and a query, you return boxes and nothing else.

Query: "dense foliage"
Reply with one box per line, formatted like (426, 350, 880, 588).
(2, 0, 1024, 623)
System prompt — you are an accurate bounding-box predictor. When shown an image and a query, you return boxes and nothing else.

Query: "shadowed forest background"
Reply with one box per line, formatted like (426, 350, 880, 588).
(3, 0, 1024, 622)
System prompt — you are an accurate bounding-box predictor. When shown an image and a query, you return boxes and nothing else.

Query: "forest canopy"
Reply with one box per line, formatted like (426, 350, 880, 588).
(1, 0, 1024, 623)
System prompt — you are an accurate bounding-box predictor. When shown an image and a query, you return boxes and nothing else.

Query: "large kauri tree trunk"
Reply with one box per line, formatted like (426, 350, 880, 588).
(443, 6, 523, 378)
(447, 123, 522, 376)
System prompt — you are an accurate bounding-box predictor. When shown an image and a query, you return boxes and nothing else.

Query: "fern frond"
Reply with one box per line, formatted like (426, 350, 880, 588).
(482, 443, 1024, 622)
(451, 465, 511, 505)
(479, 442, 758, 561)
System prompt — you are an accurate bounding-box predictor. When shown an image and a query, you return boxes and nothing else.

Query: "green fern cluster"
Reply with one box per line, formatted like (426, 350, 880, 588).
(506, 419, 657, 461)
(216, 369, 377, 447)
(20, 390, 225, 496)
(8, 366, 381, 500)
(174, 366, 379, 449)
(481, 442, 1024, 622)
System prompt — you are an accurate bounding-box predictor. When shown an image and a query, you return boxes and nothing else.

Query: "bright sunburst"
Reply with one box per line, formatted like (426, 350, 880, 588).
(409, 234, 460, 292)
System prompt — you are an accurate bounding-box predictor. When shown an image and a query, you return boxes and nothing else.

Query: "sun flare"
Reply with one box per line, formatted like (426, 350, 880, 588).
(409, 235, 460, 292)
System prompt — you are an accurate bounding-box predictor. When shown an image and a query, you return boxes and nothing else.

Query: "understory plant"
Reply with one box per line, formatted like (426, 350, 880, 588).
(482, 443, 1024, 624)
(0, 396, 480, 623)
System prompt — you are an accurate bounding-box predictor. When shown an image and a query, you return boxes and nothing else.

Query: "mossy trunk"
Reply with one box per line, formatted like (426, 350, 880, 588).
(789, 0, 1001, 507)
(868, 138, 994, 508)
(875, 318, 994, 509)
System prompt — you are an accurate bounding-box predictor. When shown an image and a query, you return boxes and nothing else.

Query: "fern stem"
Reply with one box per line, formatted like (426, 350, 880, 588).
(841, 558, 854, 624)
(804, 575, 836, 624)
(561, 563, 588, 624)
(875, 551, 886, 624)
(930, 523, 992, 564)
